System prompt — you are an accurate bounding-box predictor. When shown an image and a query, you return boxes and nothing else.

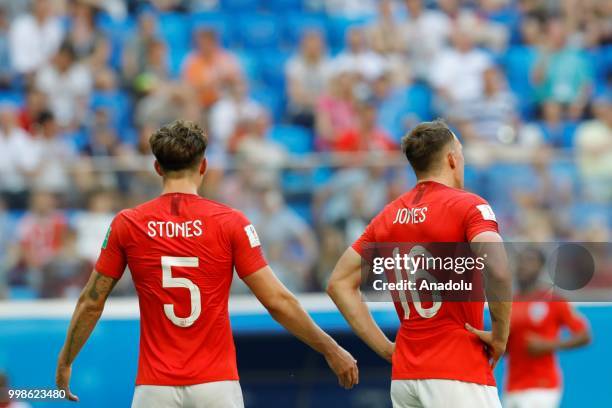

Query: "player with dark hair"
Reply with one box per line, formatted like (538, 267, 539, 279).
(327, 120, 512, 407)
(55, 120, 358, 407)
(504, 248, 591, 408)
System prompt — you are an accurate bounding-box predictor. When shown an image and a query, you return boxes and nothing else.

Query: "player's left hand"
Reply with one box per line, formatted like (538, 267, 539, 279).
(465, 323, 506, 369)
(55, 364, 79, 402)
(526, 333, 557, 356)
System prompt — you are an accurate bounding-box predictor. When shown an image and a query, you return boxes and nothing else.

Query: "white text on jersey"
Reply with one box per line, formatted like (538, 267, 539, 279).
(147, 220, 203, 238)
(393, 207, 428, 224)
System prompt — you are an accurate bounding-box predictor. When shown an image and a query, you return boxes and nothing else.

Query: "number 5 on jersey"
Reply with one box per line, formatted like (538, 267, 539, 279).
(161, 256, 201, 327)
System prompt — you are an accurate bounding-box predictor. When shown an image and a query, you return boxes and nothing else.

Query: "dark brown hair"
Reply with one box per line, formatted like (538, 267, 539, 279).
(149, 120, 208, 172)
(401, 120, 455, 175)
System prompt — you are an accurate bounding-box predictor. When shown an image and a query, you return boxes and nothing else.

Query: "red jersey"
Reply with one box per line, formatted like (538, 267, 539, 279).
(506, 290, 588, 392)
(95, 193, 268, 386)
(352, 181, 499, 386)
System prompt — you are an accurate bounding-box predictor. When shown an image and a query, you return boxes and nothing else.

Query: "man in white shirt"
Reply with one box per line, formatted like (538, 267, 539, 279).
(429, 27, 492, 112)
(8, 0, 63, 74)
(0, 103, 39, 207)
(35, 43, 92, 128)
(332, 27, 387, 81)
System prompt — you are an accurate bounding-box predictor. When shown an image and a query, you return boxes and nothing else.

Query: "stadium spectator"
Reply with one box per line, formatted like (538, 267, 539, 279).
(455, 67, 518, 144)
(122, 10, 161, 86)
(0, 8, 11, 88)
(366, 0, 404, 56)
(39, 228, 92, 299)
(0, 371, 32, 407)
(371, 71, 412, 141)
(17, 87, 47, 133)
(324, 0, 376, 17)
(247, 188, 318, 292)
(235, 112, 287, 175)
(536, 101, 577, 148)
(331, 27, 386, 81)
(0, 103, 38, 209)
(315, 69, 358, 149)
(333, 100, 396, 152)
(8, 0, 63, 75)
(73, 190, 116, 263)
(532, 19, 593, 118)
(35, 43, 93, 129)
(11, 190, 67, 288)
(314, 164, 389, 239)
(135, 81, 200, 129)
(574, 96, 612, 202)
(65, 1, 104, 60)
(28, 111, 77, 194)
(182, 28, 242, 109)
(402, 0, 451, 81)
(286, 30, 332, 129)
(429, 26, 492, 113)
(210, 77, 264, 152)
(0, 199, 13, 299)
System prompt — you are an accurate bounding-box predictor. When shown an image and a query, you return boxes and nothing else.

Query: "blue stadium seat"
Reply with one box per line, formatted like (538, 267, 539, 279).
(158, 13, 190, 52)
(237, 15, 281, 49)
(327, 16, 372, 52)
(235, 51, 262, 83)
(569, 202, 611, 228)
(485, 163, 538, 206)
(251, 86, 284, 120)
(0, 91, 25, 107)
(190, 12, 233, 46)
(90, 91, 132, 138)
(9, 286, 37, 300)
(502, 45, 538, 118)
(96, 14, 136, 69)
(261, 0, 303, 12)
(221, 0, 260, 12)
(268, 125, 314, 154)
(257, 50, 290, 88)
(287, 199, 313, 224)
(549, 159, 580, 195)
(284, 13, 327, 45)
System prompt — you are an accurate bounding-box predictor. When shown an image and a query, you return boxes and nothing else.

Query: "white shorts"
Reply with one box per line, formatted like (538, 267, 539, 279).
(131, 380, 244, 408)
(391, 379, 502, 408)
(504, 389, 561, 408)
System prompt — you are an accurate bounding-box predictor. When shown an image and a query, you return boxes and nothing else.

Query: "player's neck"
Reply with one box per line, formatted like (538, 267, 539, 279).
(161, 178, 200, 196)
(416, 174, 457, 189)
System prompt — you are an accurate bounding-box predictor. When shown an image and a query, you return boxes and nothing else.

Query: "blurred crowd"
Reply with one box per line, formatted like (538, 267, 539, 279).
(0, 0, 610, 299)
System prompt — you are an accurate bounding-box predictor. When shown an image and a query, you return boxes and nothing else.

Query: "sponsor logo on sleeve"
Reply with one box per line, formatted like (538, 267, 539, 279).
(476, 204, 496, 221)
(244, 224, 261, 248)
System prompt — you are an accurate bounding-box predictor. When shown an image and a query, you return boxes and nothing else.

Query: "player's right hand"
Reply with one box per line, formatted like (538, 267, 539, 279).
(324, 344, 359, 389)
(55, 364, 79, 402)
(465, 323, 506, 369)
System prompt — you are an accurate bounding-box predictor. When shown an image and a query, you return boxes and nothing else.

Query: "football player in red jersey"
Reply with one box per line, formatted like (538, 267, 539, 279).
(504, 248, 590, 408)
(55, 120, 358, 407)
(327, 120, 512, 407)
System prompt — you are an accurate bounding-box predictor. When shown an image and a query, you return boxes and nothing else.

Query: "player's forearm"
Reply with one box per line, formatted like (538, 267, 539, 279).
(327, 283, 393, 361)
(488, 301, 511, 345)
(58, 297, 104, 367)
(266, 291, 338, 355)
(58, 272, 116, 367)
(558, 331, 591, 350)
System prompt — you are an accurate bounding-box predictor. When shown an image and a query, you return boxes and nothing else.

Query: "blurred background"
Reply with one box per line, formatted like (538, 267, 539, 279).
(0, 0, 610, 407)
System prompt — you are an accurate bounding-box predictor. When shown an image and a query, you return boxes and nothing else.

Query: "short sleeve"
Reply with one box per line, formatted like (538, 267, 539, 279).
(94, 213, 128, 280)
(556, 301, 588, 334)
(462, 195, 500, 241)
(351, 216, 379, 257)
(229, 211, 268, 279)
